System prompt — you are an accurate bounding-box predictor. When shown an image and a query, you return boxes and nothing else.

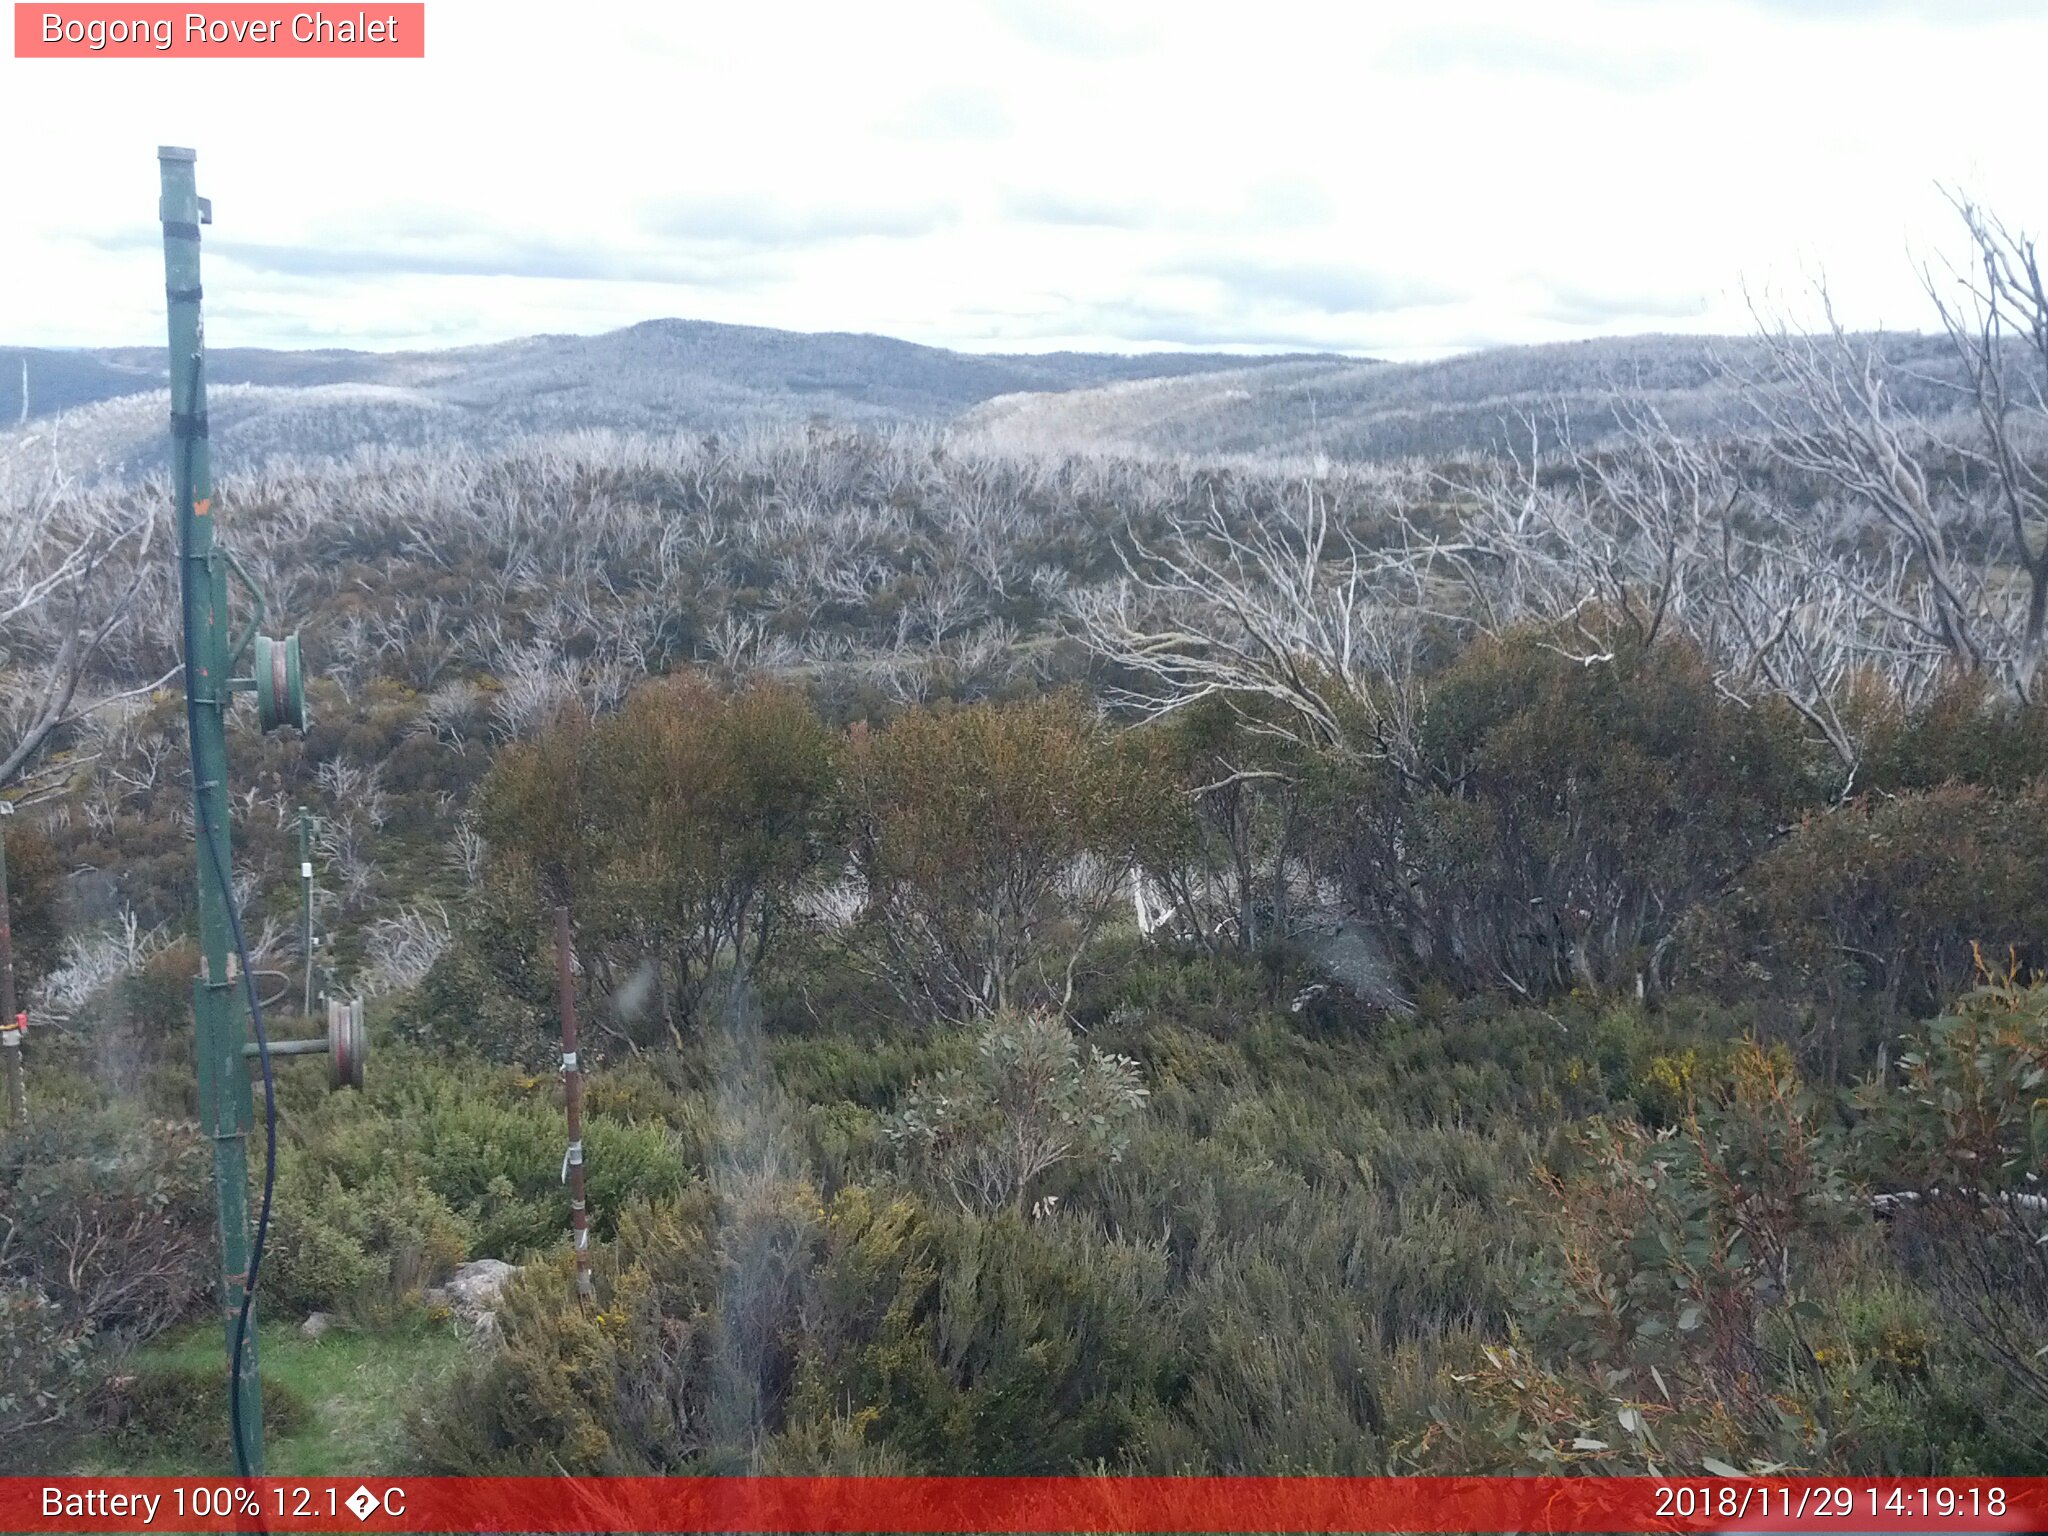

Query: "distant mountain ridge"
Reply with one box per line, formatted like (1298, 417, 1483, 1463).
(0, 318, 1972, 483)
(957, 331, 1967, 462)
(3, 317, 1350, 428)
(0, 318, 1364, 481)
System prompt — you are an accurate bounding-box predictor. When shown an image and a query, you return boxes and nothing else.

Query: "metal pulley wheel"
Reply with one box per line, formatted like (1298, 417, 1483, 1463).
(254, 632, 307, 732)
(326, 996, 365, 1091)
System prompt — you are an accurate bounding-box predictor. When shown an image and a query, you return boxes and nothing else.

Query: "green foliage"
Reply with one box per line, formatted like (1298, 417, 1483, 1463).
(842, 693, 1175, 1020)
(1692, 781, 2048, 1024)
(1857, 677, 2048, 796)
(0, 1280, 94, 1453)
(1856, 976, 2048, 1196)
(412, 1180, 1181, 1476)
(1848, 980, 2048, 1460)
(1, 1113, 212, 1339)
(0, 1111, 212, 1461)
(884, 1010, 1147, 1215)
(809, 1190, 1178, 1473)
(1418, 1044, 1857, 1473)
(1132, 698, 1311, 952)
(265, 1156, 474, 1320)
(474, 675, 839, 1052)
(410, 1249, 628, 1472)
(277, 1051, 691, 1272)
(393, 929, 548, 1061)
(1320, 623, 1820, 999)
(2, 819, 65, 992)
(25, 538, 2048, 1480)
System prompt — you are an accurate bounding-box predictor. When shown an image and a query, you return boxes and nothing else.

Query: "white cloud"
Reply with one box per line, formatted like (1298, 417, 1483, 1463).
(2, 0, 2043, 359)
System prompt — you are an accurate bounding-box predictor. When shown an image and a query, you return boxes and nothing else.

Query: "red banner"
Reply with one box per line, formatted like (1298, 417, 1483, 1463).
(13, 4, 424, 57)
(3, 1477, 2044, 1534)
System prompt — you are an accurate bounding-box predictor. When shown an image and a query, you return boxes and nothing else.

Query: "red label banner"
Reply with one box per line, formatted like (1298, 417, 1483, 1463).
(13, 4, 424, 57)
(2, 1477, 2044, 1534)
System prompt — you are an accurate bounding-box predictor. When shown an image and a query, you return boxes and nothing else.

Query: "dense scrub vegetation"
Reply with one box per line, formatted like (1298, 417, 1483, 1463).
(9, 613, 2048, 1473)
(6, 203, 2048, 1469)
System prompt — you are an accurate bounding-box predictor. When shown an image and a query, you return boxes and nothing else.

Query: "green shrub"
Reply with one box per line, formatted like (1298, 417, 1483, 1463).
(1850, 980, 2048, 1462)
(1417, 1043, 1855, 1473)
(394, 937, 547, 1063)
(841, 694, 1175, 1021)
(264, 1156, 474, 1319)
(0, 1113, 211, 1339)
(409, 1173, 1183, 1476)
(409, 1251, 626, 1472)
(884, 1010, 1147, 1216)
(473, 676, 840, 1052)
(89, 1361, 309, 1460)
(1857, 678, 2048, 796)
(1317, 623, 1820, 999)
(811, 1190, 1177, 1473)
(0, 1281, 94, 1454)
(278, 1053, 690, 1265)
(1690, 780, 2048, 1026)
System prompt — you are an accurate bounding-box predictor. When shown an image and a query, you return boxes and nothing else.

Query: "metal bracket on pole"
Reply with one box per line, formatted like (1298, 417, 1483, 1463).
(238, 996, 364, 1091)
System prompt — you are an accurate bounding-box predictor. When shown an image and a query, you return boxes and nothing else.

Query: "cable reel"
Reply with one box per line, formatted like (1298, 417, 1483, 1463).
(326, 996, 365, 1092)
(238, 994, 365, 1091)
(253, 632, 307, 733)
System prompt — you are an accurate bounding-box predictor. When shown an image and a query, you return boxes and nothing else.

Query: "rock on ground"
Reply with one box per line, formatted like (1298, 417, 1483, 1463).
(424, 1257, 521, 1342)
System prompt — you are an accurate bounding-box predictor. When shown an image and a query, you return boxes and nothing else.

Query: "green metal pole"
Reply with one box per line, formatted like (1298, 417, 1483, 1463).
(159, 144, 263, 1476)
(299, 806, 314, 1015)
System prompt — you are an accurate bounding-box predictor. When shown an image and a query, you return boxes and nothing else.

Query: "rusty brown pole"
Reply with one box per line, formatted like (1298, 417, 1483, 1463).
(554, 905, 595, 1303)
(0, 811, 24, 1131)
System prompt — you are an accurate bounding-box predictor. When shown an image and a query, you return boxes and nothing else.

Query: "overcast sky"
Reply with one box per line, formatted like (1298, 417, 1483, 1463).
(4, 0, 2044, 361)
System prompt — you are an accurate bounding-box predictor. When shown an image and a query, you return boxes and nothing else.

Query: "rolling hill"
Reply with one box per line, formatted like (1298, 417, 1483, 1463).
(1, 321, 1975, 487)
(0, 319, 1352, 480)
(957, 331, 1968, 462)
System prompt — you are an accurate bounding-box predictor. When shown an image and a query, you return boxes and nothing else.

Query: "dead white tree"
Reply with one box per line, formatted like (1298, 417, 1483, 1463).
(1710, 507, 1869, 775)
(0, 468, 173, 791)
(362, 901, 453, 995)
(1924, 192, 2048, 697)
(1452, 401, 1966, 779)
(1069, 479, 1459, 764)
(1743, 283, 2000, 686)
(1444, 407, 1732, 662)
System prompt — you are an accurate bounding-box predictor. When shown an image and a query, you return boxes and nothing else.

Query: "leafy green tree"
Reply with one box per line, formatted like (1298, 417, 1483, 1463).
(473, 674, 838, 1052)
(1133, 697, 1310, 953)
(1320, 621, 1818, 999)
(841, 695, 1173, 1021)
(1691, 781, 2048, 1025)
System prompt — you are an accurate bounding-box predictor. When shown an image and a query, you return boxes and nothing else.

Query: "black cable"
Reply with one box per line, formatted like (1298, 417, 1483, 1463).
(210, 781, 277, 1484)
(177, 351, 278, 1482)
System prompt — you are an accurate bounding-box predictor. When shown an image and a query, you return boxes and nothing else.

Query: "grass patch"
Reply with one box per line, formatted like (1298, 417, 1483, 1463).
(75, 1318, 466, 1475)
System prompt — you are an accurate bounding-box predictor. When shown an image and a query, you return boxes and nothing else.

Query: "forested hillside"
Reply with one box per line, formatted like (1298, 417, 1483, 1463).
(959, 330, 1976, 462)
(0, 321, 1352, 482)
(5, 201, 2048, 1479)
